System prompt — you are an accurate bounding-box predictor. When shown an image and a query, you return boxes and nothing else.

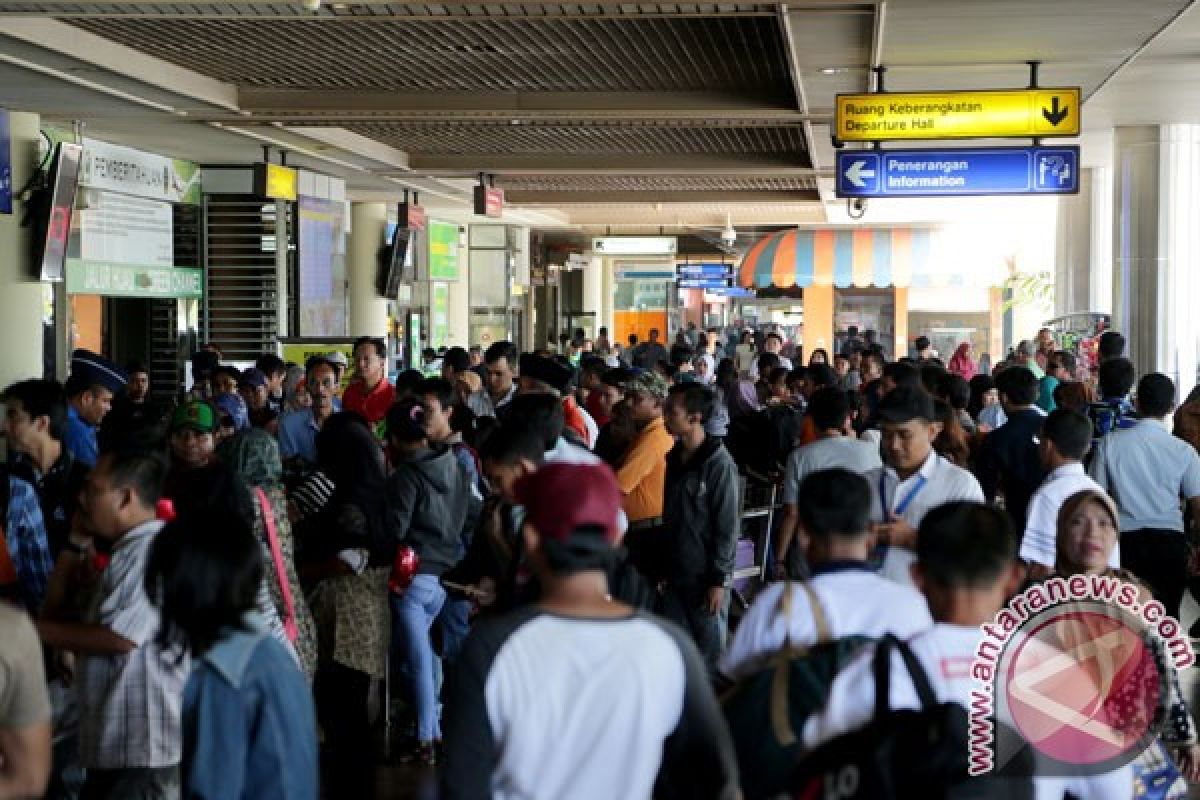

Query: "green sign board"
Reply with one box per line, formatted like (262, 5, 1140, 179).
(66, 259, 204, 299)
(431, 282, 450, 350)
(428, 221, 460, 281)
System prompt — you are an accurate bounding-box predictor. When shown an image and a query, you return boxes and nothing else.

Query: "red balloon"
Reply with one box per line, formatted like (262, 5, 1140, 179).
(156, 499, 177, 522)
(389, 546, 420, 594)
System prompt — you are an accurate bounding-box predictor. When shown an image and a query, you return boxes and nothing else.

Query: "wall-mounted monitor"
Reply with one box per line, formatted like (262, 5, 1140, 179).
(34, 142, 83, 282)
(377, 226, 414, 298)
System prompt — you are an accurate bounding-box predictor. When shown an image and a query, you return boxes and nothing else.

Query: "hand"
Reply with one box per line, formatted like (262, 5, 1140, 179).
(1176, 744, 1200, 783)
(472, 577, 497, 607)
(875, 515, 918, 550)
(703, 587, 725, 615)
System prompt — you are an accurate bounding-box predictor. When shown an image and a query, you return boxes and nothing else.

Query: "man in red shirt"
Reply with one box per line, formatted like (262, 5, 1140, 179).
(342, 336, 395, 431)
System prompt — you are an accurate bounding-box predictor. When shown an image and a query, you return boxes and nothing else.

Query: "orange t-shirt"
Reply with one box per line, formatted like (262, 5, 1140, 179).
(616, 416, 675, 522)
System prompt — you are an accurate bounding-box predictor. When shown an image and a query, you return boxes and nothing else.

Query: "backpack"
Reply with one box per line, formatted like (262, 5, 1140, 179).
(791, 634, 1035, 800)
(720, 582, 872, 799)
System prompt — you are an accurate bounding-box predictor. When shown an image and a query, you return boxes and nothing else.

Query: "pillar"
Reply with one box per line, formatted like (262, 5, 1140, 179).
(600, 258, 615, 337)
(347, 202, 388, 338)
(446, 234, 469, 346)
(893, 287, 909, 359)
(0, 111, 46, 390)
(802, 285, 834, 360)
(1054, 169, 1092, 317)
(583, 256, 603, 336)
(1089, 164, 1114, 314)
(1113, 125, 1200, 397)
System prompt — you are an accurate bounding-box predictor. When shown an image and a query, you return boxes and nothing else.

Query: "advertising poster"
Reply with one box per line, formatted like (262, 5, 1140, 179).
(428, 221, 460, 281)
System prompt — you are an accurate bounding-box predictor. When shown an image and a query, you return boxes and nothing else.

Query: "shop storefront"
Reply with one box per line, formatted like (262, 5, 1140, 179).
(738, 227, 1008, 360)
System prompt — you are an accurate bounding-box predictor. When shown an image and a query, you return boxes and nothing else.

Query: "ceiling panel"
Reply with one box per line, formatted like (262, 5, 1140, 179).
(67, 15, 792, 95)
(497, 174, 817, 192)
(2, 2, 777, 16)
(342, 121, 807, 156)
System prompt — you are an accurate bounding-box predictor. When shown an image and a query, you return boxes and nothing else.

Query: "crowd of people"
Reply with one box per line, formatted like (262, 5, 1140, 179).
(1, 320, 1199, 799)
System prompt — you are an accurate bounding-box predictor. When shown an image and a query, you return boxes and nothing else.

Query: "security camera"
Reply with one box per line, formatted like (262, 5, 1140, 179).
(720, 226, 737, 249)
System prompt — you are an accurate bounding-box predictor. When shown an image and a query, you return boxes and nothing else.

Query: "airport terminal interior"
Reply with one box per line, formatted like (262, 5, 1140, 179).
(3, 0, 1200, 798)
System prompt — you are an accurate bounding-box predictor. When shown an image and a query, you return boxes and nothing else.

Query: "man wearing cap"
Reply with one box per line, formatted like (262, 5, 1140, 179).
(237, 367, 278, 433)
(101, 362, 165, 451)
(343, 336, 394, 430)
(517, 353, 595, 448)
(661, 383, 740, 671)
(164, 401, 217, 497)
(866, 386, 984, 586)
(441, 462, 739, 800)
(63, 349, 127, 469)
(617, 371, 675, 576)
(278, 356, 340, 467)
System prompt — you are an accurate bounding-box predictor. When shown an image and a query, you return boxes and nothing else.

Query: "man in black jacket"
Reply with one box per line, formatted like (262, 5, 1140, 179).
(977, 366, 1046, 535)
(662, 383, 740, 673)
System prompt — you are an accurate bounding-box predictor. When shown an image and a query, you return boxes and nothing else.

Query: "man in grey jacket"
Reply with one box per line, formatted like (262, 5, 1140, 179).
(661, 383, 740, 674)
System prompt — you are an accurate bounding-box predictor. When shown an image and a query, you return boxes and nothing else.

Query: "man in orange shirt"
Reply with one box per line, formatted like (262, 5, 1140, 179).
(342, 336, 395, 432)
(617, 371, 675, 579)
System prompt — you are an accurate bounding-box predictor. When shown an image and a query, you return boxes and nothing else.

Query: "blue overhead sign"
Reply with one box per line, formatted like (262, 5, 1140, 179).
(708, 287, 755, 298)
(835, 146, 1080, 198)
(677, 277, 732, 290)
(677, 263, 733, 277)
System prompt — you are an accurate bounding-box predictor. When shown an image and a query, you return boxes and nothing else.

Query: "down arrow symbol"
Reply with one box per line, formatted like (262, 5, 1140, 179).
(1042, 96, 1069, 127)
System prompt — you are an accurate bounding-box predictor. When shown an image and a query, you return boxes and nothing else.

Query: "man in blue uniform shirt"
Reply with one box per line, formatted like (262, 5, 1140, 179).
(62, 350, 127, 469)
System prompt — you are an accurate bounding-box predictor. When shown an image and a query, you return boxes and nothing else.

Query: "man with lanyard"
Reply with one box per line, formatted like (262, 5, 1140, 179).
(865, 387, 983, 586)
(342, 336, 395, 434)
(62, 350, 127, 470)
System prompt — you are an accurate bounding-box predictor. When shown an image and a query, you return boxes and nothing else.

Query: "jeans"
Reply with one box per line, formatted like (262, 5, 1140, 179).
(1120, 529, 1190, 621)
(390, 574, 446, 743)
(437, 596, 472, 666)
(661, 583, 726, 677)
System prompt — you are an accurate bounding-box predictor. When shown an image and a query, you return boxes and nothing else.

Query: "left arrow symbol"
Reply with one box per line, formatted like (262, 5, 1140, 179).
(845, 160, 876, 188)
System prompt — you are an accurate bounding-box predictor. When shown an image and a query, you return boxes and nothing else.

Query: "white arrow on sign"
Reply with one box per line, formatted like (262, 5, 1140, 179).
(844, 159, 877, 188)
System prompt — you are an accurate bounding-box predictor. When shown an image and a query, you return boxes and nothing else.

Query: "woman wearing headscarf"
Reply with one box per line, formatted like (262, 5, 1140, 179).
(219, 429, 318, 682)
(948, 341, 978, 381)
(296, 412, 391, 799)
(1040, 490, 1200, 795)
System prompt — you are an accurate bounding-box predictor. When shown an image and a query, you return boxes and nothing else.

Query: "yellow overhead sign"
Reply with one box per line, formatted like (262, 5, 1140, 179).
(835, 88, 1080, 141)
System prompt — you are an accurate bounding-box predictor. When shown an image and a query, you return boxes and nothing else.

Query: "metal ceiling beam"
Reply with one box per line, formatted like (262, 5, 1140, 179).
(403, 154, 816, 175)
(2, 0, 879, 7)
(238, 89, 804, 119)
(506, 190, 819, 204)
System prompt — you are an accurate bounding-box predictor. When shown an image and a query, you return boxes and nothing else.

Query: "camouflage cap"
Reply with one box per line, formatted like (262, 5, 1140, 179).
(622, 369, 669, 401)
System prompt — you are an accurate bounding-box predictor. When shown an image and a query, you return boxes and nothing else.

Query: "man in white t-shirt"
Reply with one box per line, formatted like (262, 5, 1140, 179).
(866, 387, 984, 586)
(442, 462, 738, 800)
(722, 468, 931, 680)
(774, 388, 882, 579)
(1020, 409, 1114, 578)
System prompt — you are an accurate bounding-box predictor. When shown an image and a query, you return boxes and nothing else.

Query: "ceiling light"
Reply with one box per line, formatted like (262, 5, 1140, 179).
(510, 119, 522, 126)
(819, 67, 847, 75)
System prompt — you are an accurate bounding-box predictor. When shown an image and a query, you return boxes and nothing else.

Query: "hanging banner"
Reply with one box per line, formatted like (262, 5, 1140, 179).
(428, 221, 461, 281)
(80, 137, 202, 204)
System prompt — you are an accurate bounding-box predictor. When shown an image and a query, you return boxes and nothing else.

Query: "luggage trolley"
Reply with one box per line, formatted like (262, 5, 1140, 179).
(732, 468, 782, 612)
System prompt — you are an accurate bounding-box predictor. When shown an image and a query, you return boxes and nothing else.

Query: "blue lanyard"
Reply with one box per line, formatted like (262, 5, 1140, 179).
(879, 472, 928, 518)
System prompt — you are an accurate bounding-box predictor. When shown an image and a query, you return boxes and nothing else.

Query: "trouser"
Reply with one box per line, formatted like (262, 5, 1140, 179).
(47, 679, 84, 800)
(79, 766, 180, 800)
(314, 661, 374, 799)
(390, 574, 446, 743)
(624, 522, 666, 581)
(660, 583, 726, 676)
(1120, 529, 1189, 621)
(437, 595, 471, 666)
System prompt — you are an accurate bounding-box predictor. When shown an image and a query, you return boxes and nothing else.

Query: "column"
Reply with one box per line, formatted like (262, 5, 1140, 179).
(446, 236, 469, 346)
(1112, 125, 1200, 396)
(893, 287, 909, 359)
(347, 202, 389, 337)
(583, 256, 603, 335)
(0, 111, 46, 389)
(802, 285, 834, 360)
(1054, 169, 1092, 317)
(600, 258, 615, 337)
(1089, 164, 1114, 314)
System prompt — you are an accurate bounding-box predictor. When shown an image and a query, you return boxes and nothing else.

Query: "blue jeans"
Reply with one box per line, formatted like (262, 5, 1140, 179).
(390, 574, 446, 743)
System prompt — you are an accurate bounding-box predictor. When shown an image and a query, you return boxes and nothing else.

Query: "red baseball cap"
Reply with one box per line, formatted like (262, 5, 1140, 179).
(514, 462, 622, 545)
